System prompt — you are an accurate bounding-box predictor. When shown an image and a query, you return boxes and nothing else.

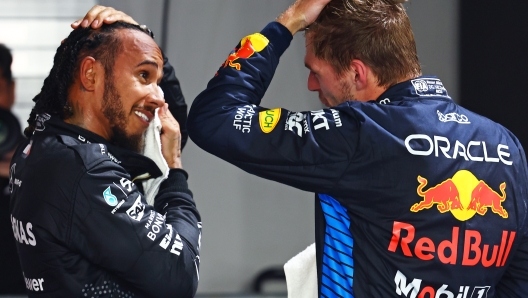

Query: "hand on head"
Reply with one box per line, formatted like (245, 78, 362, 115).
(72, 5, 138, 29)
(277, 0, 332, 35)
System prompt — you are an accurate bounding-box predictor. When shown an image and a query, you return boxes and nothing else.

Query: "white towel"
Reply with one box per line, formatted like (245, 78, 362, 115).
(284, 243, 318, 298)
(142, 88, 170, 206)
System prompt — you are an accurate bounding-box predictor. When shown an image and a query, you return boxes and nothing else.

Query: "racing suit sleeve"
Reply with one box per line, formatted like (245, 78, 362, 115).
(70, 163, 201, 297)
(187, 22, 360, 194)
(495, 146, 528, 297)
(160, 53, 188, 150)
(495, 235, 528, 297)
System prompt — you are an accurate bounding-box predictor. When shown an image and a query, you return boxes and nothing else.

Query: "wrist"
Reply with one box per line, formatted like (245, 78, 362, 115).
(276, 8, 304, 35)
(168, 157, 182, 169)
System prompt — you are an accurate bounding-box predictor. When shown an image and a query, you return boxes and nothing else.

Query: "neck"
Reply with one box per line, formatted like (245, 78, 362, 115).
(356, 75, 415, 102)
(66, 88, 111, 140)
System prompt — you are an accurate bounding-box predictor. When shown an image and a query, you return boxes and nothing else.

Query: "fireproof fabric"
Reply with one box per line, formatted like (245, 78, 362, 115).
(9, 115, 201, 297)
(9, 56, 200, 298)
(187, 22, 528, 297)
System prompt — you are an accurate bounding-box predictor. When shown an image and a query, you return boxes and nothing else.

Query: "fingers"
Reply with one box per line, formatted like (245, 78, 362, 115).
(158, 104, 179, 131)
(277, 0, 332, 35)
(158, 104, 183, 169)
(71, 5, 138, 29)
(72, 5, 105, 29)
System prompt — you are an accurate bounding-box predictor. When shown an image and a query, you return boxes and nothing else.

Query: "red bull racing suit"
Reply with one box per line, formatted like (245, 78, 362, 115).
(187, 22, 528, 297)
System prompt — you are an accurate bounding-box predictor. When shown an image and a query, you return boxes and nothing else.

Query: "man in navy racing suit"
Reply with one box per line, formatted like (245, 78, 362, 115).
(187, 0, 528, 297)
(9, 8, 201, 297)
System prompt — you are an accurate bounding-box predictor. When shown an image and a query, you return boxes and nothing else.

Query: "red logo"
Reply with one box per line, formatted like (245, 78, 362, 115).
(388, 221, 516, 267)
(411, 177, 463, 213)
(411, 170, 507, 221)
(216, 33, 269, 75)
(221, 39, 256, 71)
(467, 181, 507, 218)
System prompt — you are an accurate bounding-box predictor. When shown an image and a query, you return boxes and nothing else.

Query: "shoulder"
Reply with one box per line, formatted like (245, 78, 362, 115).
(55, 135, 118, 171)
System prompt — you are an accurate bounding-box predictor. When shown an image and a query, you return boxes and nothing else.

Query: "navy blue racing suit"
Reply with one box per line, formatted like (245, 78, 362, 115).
(187, 22, 528, 297)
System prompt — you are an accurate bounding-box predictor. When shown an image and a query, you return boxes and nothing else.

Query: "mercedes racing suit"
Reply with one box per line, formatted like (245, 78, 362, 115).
(187, 22, 528, 297)
(9, 57, 200, 297)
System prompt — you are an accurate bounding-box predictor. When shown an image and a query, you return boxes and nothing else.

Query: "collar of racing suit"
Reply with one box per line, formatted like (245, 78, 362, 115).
(31, 114, 163, 181)
(375, 75, 452, 104)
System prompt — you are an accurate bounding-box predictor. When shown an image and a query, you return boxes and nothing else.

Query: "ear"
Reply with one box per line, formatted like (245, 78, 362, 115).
(78, 56, 99, 91)
(349, 59, 369, 90)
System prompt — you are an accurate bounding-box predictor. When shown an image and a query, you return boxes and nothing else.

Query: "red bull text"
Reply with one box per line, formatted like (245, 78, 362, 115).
(390, 170, 515, 266)
(388, 221, 515, 267)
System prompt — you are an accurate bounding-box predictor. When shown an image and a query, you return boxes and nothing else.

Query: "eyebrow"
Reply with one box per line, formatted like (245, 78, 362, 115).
(136, 60, 159, 69)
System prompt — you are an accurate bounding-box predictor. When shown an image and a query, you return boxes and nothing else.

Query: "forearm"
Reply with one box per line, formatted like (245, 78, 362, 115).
(72, 163, 200, 296)
(155, 169, 201, 250)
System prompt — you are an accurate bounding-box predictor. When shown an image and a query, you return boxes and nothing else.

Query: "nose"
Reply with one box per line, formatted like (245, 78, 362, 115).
(307, 71, 319, 91)
(145, 85, 165, 109)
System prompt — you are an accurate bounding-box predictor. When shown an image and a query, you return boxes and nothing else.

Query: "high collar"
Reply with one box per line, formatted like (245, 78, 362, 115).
(374, 76, 452, 104)
(32, 114, 162, 180)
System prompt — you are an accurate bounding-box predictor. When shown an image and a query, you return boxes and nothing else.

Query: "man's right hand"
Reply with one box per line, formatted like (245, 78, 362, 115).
(158, 103, 183, 169)
(277, 0, 332, 35)
(72, 5, 138, 29)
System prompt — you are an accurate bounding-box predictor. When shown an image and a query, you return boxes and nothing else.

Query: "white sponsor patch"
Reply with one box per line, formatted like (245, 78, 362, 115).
(411, 78, 448, 97)
(311, 110, 329, 131)
(285, 112, 306, 137)
(24, 275, 45, 292)
(437, 110, 470, 124)
(126, 194, 145, 221)
(233, 104, 256, 133)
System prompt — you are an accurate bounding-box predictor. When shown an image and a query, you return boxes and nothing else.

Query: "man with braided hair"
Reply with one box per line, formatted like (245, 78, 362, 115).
(9, 7, 201, 297)
(188, 0, 528, 296)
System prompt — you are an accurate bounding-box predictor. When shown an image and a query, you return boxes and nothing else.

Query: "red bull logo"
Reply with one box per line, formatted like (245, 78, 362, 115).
(220, 33, 269, 71)
(388, 221, 516, 267)
(411, 170, 507, 221)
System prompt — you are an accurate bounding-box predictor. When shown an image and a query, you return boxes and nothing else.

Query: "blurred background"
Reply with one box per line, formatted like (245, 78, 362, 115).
(0, 0, 526, 297)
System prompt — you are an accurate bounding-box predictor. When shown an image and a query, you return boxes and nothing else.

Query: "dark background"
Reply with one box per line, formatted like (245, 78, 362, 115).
(460, 1, 528, 152)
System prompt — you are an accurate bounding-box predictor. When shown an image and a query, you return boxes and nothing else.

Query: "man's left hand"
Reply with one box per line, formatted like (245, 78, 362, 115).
(72, 5, 138, 29)
(277, 0, 332, 35)
(158, 103, 183, 169)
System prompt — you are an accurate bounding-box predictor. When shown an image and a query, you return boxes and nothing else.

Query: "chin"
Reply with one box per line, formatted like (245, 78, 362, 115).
(110, 127, 146, 153)
(318, 96, 330, 107)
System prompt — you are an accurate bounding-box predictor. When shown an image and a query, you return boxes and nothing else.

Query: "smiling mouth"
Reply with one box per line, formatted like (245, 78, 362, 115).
(134, 110, 150, 122)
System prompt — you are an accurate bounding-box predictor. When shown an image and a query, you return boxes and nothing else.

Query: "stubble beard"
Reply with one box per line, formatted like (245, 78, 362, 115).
(102, 75, 145, 153)
(323, 80, 355, 107)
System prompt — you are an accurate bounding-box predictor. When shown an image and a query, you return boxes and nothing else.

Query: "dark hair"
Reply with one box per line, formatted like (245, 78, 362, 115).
(24, 22, 151, 137)
(307, 0, 421, 87)
(0, 44, 13, 83)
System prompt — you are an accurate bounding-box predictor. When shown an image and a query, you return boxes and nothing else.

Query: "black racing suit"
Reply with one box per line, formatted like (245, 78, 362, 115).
(9, 115, 201, 297)
(9, 56, 200, 297)
(187, 22, 528, 297)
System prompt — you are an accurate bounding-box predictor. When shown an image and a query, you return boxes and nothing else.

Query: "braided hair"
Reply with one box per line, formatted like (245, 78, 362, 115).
(25, 21, 150, 137)
(0, 43, 13, 83)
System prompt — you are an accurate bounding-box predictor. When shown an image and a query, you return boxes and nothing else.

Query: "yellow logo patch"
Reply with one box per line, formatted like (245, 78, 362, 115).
(259, 108, 281, 133)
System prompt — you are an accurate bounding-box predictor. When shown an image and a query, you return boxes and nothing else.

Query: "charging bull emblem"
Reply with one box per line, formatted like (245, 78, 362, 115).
(219, 33, 269, 72)
(411, 170, 508, 221)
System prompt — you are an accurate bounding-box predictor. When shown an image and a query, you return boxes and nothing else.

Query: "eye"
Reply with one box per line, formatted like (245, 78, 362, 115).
(139, 71, 149, 80)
